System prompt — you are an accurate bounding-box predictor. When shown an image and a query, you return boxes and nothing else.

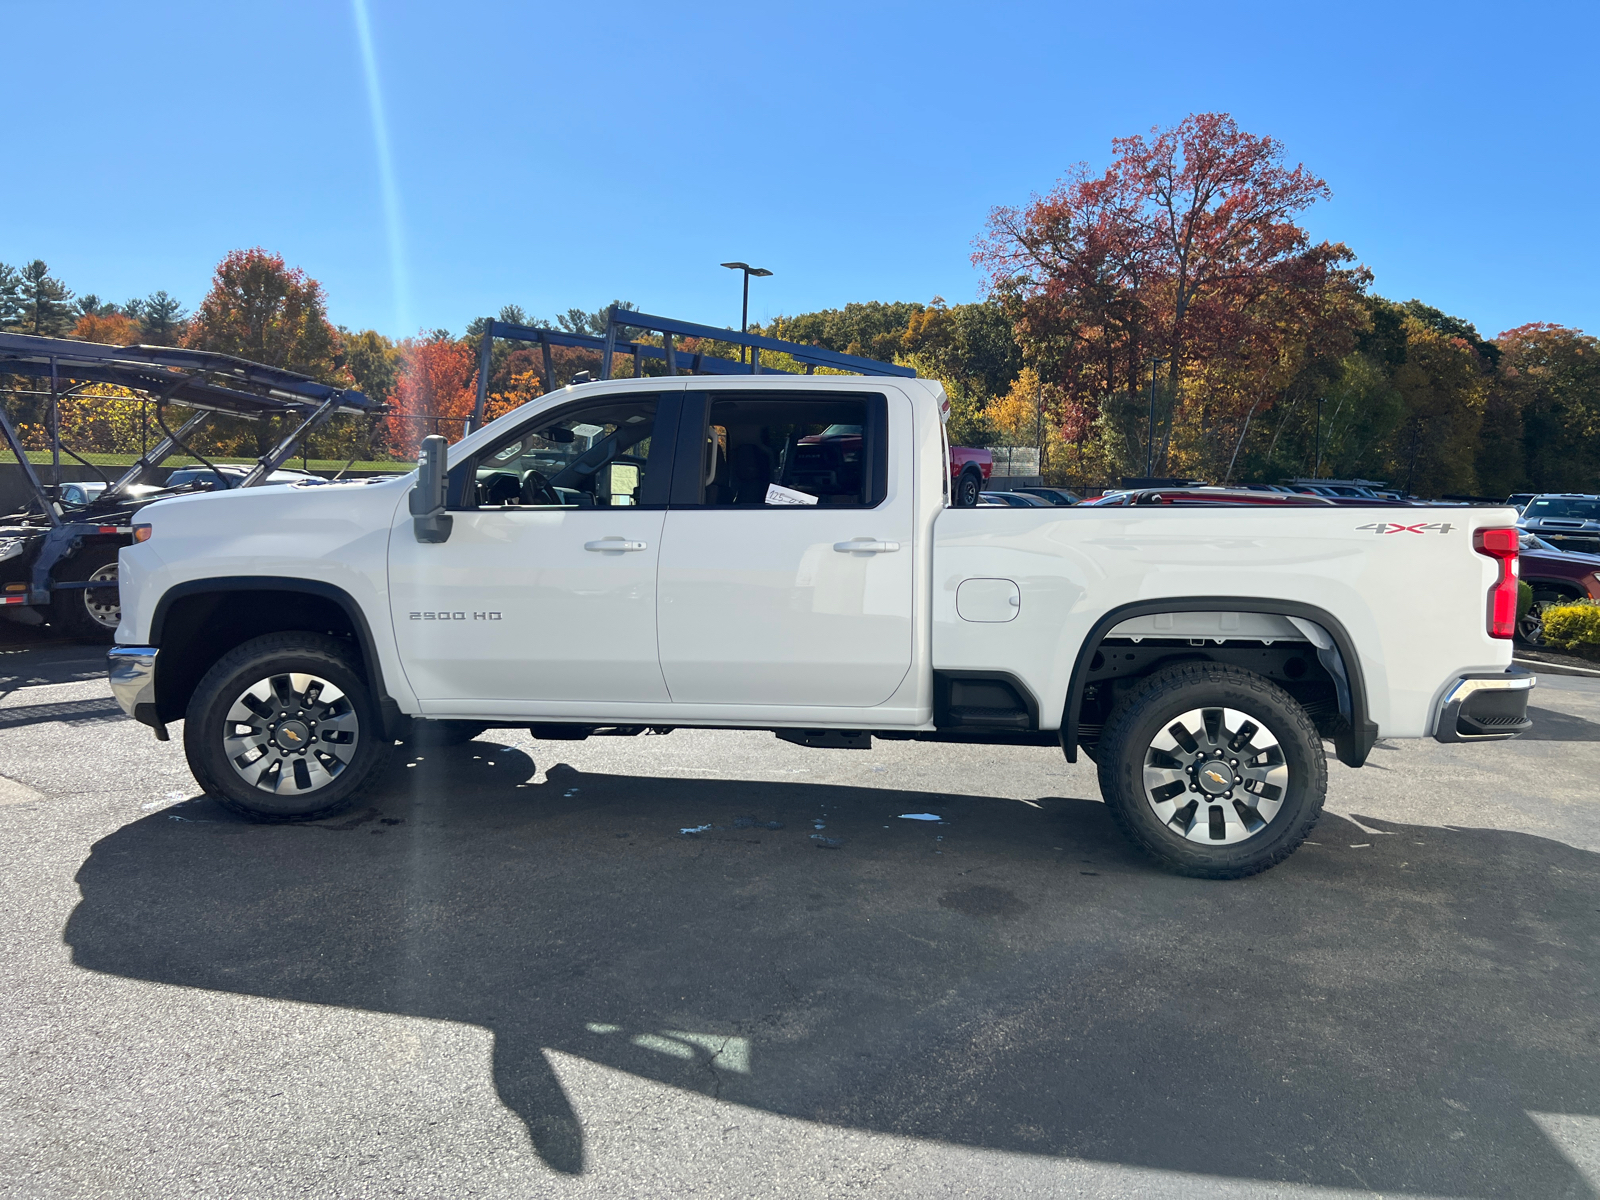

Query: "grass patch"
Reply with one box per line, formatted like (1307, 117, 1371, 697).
(3, 450, 410, 473)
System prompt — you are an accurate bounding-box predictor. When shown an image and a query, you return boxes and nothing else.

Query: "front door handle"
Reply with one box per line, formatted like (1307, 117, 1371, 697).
(584, 538, 649, 552)
(833, 539, 901, 554)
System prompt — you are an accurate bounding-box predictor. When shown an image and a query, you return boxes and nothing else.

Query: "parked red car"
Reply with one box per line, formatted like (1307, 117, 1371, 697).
(1520, 533, 1600, 605)
(797, 427, 992, 507)
(949, 446, 992, 506)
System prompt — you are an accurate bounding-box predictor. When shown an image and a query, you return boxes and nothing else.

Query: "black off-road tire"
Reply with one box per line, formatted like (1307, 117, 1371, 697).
(50, 543, 123, 642)
(184, 632, 391, 822)
(956, 470, 982, 508)
(1096, 662, 1327, 879)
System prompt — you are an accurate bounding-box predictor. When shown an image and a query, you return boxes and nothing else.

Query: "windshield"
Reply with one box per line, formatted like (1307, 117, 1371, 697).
(1526, 498, 1600, 520)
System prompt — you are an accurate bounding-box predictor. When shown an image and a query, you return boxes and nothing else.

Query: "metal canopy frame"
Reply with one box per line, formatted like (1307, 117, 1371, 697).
(468, 306, 915, 431)
(0, 332, 385, 509)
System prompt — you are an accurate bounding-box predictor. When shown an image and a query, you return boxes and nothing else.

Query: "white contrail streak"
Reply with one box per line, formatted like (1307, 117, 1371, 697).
(351, 0, 411, 334)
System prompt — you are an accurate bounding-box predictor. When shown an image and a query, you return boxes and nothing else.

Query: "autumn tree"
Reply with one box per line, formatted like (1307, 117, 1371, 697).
(978, 113, 1367, 482)
(1385, 315, 1488, 496)
(72, 312, 142, 346)
(1493, 323, 1600, 494)
(185, 249, 349, 457)
(187, 249, 344, 378)
(386, 333, 475, 457)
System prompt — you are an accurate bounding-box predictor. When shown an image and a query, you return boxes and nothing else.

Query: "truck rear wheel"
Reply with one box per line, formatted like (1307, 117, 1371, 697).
(184, 633, 391, 822)
(956, 470, 982, 507)
(50, 543, 123, 642)
(1095, 663, 1326, 879)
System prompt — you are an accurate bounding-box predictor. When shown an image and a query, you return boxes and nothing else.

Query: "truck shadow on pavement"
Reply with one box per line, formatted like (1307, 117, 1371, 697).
(1522, 705, 1600, 741)
(64, 740, 1600, 1195)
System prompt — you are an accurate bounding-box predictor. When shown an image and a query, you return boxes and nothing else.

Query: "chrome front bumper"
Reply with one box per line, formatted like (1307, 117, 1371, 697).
(1432, 667, 1535, 742)
(107, 646, 167, 740)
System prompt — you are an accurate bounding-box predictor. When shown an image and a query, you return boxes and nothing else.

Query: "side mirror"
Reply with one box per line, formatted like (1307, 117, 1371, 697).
(409, 435, 453, 543)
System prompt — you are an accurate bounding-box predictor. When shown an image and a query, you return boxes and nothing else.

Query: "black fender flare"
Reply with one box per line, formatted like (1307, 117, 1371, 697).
(149, 576, 404, 737)
(1062, 597, 1378, 768)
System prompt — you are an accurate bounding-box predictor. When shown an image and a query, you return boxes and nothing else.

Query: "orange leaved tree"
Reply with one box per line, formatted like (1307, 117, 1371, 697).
(72, 312, 142, 346)
(386, 334, 476, 458)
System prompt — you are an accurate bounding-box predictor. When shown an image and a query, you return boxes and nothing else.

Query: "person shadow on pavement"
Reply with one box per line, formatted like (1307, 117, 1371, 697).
(63, 739, 1600, 1193)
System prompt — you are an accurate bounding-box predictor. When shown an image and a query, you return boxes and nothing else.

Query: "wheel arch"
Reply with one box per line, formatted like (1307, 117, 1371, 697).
(1062, 597, 1378, 769)
(149, 577, 401, 734)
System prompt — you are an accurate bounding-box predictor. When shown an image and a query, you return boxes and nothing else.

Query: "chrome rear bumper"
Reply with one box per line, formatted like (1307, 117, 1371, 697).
(1432, 667, 1535, 742)
(107, 646, 167, 740)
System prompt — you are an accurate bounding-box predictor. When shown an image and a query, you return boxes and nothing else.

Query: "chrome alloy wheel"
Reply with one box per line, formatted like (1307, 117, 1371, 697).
(1142, 707, 1289, 845)
(83, 562, 121, 630)
(223, 673, 360, 795)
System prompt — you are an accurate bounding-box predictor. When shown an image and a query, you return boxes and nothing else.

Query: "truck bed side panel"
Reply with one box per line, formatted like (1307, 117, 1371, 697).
(931, 507, 1516, 737)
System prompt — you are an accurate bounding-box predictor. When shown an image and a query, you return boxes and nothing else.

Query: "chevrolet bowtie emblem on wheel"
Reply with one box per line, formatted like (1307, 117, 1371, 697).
(1203, 768, 1227, 784)
(282, 728, 302, 743)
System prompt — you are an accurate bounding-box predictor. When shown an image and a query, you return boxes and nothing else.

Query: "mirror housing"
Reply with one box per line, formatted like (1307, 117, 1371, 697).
(409, 435, 453, 543)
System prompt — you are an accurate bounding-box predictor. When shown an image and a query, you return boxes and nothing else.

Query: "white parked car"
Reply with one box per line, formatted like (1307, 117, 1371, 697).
(108, 375, 1533, 878)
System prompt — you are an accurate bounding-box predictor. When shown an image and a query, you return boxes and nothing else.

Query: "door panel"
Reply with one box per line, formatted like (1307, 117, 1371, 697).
(655, 389, 914, 708)
(656, 508, 914, 705)
(388, 508, 668, 704)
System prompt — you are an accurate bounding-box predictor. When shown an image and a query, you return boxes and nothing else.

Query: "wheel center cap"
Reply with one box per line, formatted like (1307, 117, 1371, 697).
(275, 719, 311, 750)
(1195, 760, 1236, 795)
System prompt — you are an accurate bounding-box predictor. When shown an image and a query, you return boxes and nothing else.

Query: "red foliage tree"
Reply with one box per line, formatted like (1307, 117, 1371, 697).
(386, 335, 476, 457)
(977, 113, 1367, 477)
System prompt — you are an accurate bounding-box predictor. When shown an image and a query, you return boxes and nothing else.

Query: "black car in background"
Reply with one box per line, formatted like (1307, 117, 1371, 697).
(1010, 486, 1081, 505)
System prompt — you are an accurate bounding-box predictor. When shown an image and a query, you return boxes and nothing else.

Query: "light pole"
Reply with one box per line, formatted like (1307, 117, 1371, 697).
(1144, 356, 1167, 480)
(720, 261, 772, 363)
(1314, 396, 1324, 479)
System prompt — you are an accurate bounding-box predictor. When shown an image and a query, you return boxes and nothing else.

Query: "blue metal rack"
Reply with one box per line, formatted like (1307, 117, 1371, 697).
(468, 305, 915, 431)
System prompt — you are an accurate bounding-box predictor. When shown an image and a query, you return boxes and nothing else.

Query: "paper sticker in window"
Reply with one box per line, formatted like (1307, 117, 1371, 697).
(765, 483, 818, 506)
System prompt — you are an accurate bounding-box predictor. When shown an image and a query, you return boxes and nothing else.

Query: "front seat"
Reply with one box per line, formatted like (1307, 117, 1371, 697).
(730, 443, 774, 505)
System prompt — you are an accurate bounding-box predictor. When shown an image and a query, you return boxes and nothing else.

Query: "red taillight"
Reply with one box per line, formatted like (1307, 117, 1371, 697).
(1474, 526, 1519, 638)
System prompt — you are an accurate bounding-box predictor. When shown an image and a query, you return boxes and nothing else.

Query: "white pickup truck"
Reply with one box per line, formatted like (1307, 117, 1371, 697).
(107, 374, 1534, 877)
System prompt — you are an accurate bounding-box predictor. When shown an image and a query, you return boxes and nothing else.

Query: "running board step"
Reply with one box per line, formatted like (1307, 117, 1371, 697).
(775, 729, 873, 750)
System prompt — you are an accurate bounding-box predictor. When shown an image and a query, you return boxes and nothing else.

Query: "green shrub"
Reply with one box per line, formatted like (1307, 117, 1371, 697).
(1517, 580, 1534, 621)
(1541, 601, 1600, 656)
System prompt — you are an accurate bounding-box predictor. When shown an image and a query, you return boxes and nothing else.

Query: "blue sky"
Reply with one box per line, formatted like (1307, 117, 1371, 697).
(3, 0, 1594, 342)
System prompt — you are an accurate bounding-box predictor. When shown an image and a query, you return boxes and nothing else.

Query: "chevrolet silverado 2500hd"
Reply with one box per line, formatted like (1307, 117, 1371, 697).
(107, 374, 1534, 878)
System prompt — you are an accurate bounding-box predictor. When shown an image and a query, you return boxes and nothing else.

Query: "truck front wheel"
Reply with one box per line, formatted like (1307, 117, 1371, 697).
(1095, 663, 1326, 879)
(184, 633, 391, 822)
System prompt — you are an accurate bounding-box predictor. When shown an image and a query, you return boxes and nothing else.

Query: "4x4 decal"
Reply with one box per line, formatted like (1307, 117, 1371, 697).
(1357, 522, 1455, 535)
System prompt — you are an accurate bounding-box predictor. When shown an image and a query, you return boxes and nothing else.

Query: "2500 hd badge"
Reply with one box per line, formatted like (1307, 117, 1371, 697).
(409, 611, 502, 621)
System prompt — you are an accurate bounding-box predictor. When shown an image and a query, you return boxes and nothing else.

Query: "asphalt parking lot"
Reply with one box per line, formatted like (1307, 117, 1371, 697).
(2, 632, 1599, 1199)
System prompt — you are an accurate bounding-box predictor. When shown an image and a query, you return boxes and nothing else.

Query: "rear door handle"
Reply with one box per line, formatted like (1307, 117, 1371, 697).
(833, 539, 901, 553)
(584, 538, 649, 552)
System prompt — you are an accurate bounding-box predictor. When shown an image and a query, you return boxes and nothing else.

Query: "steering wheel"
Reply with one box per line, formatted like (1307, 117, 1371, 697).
(519, 470, 560, 506)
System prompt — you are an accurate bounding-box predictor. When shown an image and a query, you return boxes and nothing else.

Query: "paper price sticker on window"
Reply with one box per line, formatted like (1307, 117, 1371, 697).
(765, 483, 818, 506)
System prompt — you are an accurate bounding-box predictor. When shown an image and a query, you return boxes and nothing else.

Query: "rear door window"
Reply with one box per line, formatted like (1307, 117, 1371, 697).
(671, 393, 888, 508)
